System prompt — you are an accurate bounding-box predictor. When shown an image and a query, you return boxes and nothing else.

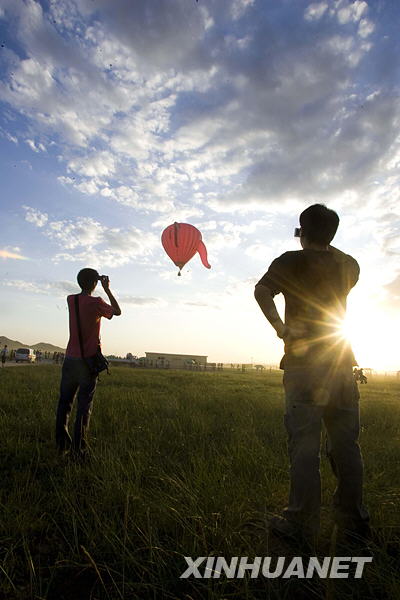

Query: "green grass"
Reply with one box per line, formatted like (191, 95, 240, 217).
(0, 366, 399, 599)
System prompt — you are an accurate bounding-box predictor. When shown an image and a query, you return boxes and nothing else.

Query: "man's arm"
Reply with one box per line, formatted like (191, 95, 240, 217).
(101, 276, 122, 316)
(254, 284, 286, 339)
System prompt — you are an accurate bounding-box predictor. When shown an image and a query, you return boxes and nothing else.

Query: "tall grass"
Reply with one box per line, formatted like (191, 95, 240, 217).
(0, 366, 399, 599)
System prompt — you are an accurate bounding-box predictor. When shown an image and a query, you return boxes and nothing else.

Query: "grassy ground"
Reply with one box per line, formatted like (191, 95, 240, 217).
(0, 365, 399, 600)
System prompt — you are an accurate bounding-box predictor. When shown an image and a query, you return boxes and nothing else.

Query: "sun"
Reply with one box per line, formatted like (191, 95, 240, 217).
(337, 301, 397, 372)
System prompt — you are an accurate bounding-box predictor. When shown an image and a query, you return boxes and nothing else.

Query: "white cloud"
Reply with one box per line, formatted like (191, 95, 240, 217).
(181, 300, 220, 310)
(23, 205, 48, 227)
(337, 1, 368, 25)
(206, 230, 241, 250)
(0, 130, 18, 144)
(47, 217, 105, 250)
(245, 243, 273, 261)
(25, 139, 46, 153)
(119, 295, 166, 307)
(68, 152, 116, 178)
(230, 0, 254, 21)
(151, 206, 204, 229)
(23, 209, 159, 268)
(358, 18, 375, 39)
(385, 274, 400, 305)
(159, 269, 193, 282)
(304, 2, 328, 21)
(1, 0, 398, 266)
(1, 278, 76, 296)
(75, 179, 102, 195)
(0, 249, 28, 260)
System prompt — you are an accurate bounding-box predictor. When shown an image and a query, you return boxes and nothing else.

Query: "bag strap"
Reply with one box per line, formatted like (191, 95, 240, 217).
(74, 294, 86, 359)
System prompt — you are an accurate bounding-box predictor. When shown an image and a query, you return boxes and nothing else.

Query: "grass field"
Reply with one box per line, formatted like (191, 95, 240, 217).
(0, 365, 399, 600)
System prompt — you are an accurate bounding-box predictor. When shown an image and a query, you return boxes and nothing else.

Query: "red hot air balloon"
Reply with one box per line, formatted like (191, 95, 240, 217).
(161, 222, 211, 276)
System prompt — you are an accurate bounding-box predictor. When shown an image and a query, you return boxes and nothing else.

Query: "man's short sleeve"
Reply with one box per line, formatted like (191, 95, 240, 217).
(97, 297, 114, 319)
(329, 247, 360, 293)
(256, 252, 294, 296)
(344, 256, 360, 292)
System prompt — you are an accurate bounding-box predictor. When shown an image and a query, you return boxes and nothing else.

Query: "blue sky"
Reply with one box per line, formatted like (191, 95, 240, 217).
(1, 0, 399, 369)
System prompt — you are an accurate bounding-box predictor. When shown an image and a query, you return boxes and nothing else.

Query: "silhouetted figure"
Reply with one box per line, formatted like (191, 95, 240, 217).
(55, 268, 121, 458)
(353, 368, 368, 384)
(255, 204, 370, 547)
(358, 368, 367, 384)
(1, 344, 8, 367)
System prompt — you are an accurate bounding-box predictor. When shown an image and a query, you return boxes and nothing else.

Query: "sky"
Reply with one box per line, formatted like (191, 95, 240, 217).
(0, 0, 399, 370)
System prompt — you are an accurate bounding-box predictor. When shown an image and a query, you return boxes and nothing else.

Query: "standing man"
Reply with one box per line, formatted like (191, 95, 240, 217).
(55, 268, 121, 458)
(255, 204, 370, 546)
(1, 344, 8, 367)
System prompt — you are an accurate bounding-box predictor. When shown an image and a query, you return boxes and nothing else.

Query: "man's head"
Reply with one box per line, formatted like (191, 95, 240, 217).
(299, 204, 339, 247)
(77, 268, 99, 293)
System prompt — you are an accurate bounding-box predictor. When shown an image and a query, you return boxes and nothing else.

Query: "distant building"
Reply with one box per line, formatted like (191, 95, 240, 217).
(144, 352, 207, 370)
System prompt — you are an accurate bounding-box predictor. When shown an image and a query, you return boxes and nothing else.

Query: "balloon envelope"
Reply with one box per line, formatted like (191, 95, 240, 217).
(161, 222, 211, 274)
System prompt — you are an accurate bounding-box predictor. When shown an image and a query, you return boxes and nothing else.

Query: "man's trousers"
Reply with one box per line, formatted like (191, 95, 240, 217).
(282, 365, 370, 534)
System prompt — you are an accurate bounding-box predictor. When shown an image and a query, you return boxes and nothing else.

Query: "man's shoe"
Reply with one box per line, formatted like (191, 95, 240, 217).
(336, 523, 374, 556)
(269, 516, 316, 550)
(335, 518, 372, 542)
(269, 516, 299, 539)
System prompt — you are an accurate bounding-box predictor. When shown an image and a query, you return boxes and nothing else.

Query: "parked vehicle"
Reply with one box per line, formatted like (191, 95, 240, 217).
(15, 348, 36, 363)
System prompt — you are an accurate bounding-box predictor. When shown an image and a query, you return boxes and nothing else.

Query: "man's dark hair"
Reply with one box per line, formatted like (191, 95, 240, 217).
(77, 268, 99, 291)
(299, 204, 339, 245)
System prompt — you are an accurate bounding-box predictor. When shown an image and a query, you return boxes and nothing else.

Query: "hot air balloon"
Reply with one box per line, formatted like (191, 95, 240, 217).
(161, 222, 211, 276)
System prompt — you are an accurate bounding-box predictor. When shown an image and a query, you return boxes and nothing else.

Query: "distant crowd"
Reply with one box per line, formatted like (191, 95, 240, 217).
(0, 345, 65, 364)
(38, 351, 66, 363)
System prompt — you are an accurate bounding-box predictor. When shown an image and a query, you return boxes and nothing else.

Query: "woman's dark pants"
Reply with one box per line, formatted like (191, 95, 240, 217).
(56, 357, 97, 453)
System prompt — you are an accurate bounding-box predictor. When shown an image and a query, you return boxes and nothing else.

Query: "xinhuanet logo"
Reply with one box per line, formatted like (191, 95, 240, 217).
(180, 556, 373, 579)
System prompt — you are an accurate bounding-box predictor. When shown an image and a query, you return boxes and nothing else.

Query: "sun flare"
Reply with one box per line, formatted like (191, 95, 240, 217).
(338, 302, 397, 372)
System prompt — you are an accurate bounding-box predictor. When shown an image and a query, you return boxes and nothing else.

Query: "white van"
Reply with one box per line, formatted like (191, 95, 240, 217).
(15, 348, 36, 363)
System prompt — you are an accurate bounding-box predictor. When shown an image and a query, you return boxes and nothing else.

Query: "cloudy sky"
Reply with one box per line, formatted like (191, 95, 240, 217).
(1, 0, 399, 369)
